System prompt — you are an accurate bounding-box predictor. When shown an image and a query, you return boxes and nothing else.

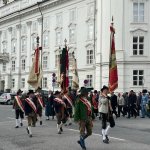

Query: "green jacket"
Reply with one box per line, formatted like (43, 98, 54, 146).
(74, 96, 94, 122)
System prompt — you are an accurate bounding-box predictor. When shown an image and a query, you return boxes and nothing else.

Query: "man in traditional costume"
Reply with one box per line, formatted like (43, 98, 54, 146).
(25, 90, 37, 137)
(13, 89, 24, 128)
(74, 87, 93, 150)
(99, 86, 115, 144)
(53, 91, 67, 134)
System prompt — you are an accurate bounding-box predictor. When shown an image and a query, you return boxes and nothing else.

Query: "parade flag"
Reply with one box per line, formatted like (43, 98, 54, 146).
(27, 47, 42, 89)
(60, 47, 69, 93)
(72, 53, 79, 90)
(108, 22, 118, 92)
(57, 54, 61, 84)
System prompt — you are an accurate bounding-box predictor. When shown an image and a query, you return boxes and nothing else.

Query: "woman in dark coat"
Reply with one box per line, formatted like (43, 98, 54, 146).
(45, 91, 55, 120)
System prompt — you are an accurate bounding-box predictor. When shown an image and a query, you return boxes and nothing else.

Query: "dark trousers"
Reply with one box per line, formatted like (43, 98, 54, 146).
(101, 113, 115, 129)
(128, 105, 137, 118)
(15, 109, 24, 119)
(118, 106, 124, 117)
(112, 107, 118, 117)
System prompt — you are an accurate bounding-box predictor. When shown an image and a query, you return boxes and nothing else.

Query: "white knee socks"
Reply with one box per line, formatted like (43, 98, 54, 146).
(105, 125, 110, 136)
(16, 119, 19, 126)
(28, 126, 32, 135)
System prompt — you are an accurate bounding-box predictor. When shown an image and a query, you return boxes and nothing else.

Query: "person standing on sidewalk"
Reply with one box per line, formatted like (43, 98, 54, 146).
(13, 89, 24, 128)
(117, 93, 125, 117)
(74, 87, 93, 150)
(99, 86, 115, 144)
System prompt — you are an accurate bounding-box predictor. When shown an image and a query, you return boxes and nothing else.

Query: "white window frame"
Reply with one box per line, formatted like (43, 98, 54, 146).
(11, 79, 15, 88)
(21, 24, 27, 35)
(56, 13, 62, 27)
(133, 2, 144, 23)
(21, 78, 25, 88)
(133, 36, 144, 55)
(87, 23, 94, 40)
(21, 37, 27, 52)
(11, 60, 16, 71)
(133, 70, 144, 86)
(70, 8, 76, 23)
(87, 49, 94, 65)
(44, 17, 49, 29)
(32, 21, 38, 32)
(87, 75, 93, 87)
(69, 27, 76, 43)
(56, 30, 62, 46)
(43, 31, 49, 48)
(2, 63, 6, 72)
(43, 77, 48, 88)
(21, 59, 26, 71)
(2, 41, 7, 53)
(11, 39, 16, 53)
(42, 55, 48, 69)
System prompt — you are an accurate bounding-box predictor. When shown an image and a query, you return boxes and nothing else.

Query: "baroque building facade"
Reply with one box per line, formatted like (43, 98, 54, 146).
(0, 0, 150, 93)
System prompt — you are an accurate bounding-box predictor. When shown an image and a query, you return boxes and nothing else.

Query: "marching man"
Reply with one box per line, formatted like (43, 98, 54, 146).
(35, 87, 45, 125)
(13, 89, 24, 128)
(25, 90, 37, 138)
(99, 85, 115, 144)
(74, 87, 93, 150)
(53, 91, 67, 134)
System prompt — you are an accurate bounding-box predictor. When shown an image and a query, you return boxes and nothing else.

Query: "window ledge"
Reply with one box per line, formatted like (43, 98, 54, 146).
(130, 22, 148, 25)
(130, 55, 148, 57)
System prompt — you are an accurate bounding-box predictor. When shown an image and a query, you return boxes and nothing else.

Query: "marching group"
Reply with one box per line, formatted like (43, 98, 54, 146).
(12, 86, 150, 150)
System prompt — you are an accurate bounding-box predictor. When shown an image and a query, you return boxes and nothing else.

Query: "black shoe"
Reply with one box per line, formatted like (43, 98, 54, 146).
(103, 139, 109, 144)
(106, 135, 109, 141)
(20, 123, 23, 126)
(29, 134, 32, 138)
(68, 123, 72, 126)
(77, 137, 86, 149)
(58, 130, 61, 134)
(40, 121, 42, 125)
(60, 127, 63, 132)
(15, 126, 19, 128)
(26, 128, 29, 134)
(46, 118, 49, 120)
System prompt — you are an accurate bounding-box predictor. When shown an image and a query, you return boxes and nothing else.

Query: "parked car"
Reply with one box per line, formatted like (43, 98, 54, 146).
(0, 92, 4, 96)
(0, 93, 12, 105)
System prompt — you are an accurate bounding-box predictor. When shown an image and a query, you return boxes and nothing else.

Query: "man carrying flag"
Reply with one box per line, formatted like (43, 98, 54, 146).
(13, 89, 24, 128)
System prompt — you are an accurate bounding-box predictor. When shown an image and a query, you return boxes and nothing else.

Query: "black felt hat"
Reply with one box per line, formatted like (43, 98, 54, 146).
(17, 89, 23, 95)
(101, 85, 109, 92)
(27, 90, 34, 95)
(79, 87, 88, 95)
(54, 91, 61, 95)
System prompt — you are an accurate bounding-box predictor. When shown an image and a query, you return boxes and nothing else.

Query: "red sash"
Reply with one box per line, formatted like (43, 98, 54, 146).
(36, 95, 44, 109)
(15, 96, 24, 113)
(92, 95, 98, 109)
(25, 98, 37, 113)
(80, 97, 92, 115)
(54, 98, 66, 108)
(64, 94, 73, 107)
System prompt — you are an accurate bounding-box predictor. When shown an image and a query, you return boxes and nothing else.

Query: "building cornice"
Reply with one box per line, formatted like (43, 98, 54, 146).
(0, 0, 73, 26)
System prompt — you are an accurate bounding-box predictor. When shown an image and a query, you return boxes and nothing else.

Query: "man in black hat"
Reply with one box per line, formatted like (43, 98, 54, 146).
(24, 90, 37, 137)
(99, 86, 115, 144)
(53, 91, 67, 134)
(13, 89, 24, 128)
(74, 87, 93, 150)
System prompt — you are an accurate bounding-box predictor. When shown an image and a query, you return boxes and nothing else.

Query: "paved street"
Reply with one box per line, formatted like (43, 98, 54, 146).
(0, 105, 149, 150)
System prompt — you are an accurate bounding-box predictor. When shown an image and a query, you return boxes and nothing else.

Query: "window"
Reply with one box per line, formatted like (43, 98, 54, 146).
(43, 56, 48, 69)
(133, 70, 144, 86)
(70, 9, 76, 22)
(133, 2, 144, 22)
(69, 52, 73, 66)
(43, 77, 47, 88)
(87, 49, 94, 64)
(21, 37, 27, 52)
(43, 32, 49, 48)
(11, 40, 16, 53)
(11, 79, 15, 88)
(21, 78, 25, 88)
(12, 28, 16, 38)
(56, 13, 62, 27)
(133, 36, 144, 55)
(3, 42, 7, 53)
(56, 31, 61, 46)
(21, 24, 27, 35)
(21, 59, 26, 71)
(87, 23, 94, 40)
(32, 21, 38, 32)
(87, 75, 93, 87)
(12, 60, 15, 71)
(69, 28, 75, 43)
(44, 17, 49, 29)
(3, 31, 7, 40)
(88, 4, 94, 17)
(55, 54, 60, 67)
(32, 36, 37, 50)
(69, 76, 73, 87)
(2, 63, 6, 72)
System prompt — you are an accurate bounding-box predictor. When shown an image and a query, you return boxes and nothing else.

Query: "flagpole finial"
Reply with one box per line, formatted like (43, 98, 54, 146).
(64, 39, 67, 47)
(111, 16, 114, 26)
(36, 36, 40, 46)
